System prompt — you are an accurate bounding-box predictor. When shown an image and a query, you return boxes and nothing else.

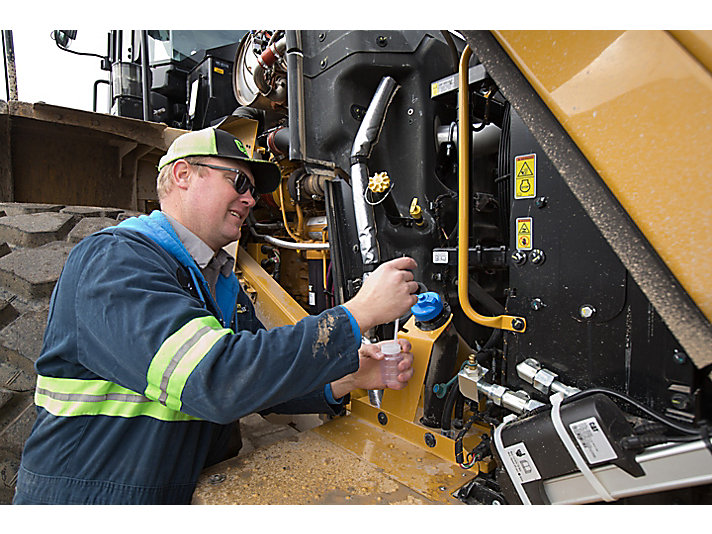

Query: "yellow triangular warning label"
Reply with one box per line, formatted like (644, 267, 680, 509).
(517, 162, 534, 177)
(519, 222, 530, 234)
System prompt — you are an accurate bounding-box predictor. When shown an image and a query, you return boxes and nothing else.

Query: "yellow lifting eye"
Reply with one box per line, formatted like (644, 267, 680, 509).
(368, 172, 391, 193)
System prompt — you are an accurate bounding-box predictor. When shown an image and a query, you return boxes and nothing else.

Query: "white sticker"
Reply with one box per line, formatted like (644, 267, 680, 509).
(569, 417, 617, 465)
(433, 250, 449, 264)
(503, 442, 541, 484)
(308, 292, 316, 306)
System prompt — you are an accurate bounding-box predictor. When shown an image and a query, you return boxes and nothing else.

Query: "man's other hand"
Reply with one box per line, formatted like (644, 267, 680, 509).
(330, 339, 414, 399)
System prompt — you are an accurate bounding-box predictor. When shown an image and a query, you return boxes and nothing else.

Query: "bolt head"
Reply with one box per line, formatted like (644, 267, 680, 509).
(673, 350, 688, 365)
(530, 249, 546, 265)
(534, 196, 548, 209)
(579, 305, 596, 319)
(511, 250, 527, 265)
(530, 298, 545, 311)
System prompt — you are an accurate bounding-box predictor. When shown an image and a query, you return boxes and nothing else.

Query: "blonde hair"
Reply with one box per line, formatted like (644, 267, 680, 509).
(156, 156, 208, 200)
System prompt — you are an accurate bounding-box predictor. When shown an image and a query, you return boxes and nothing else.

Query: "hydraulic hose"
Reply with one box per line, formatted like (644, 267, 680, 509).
(440, 379, 463, 433)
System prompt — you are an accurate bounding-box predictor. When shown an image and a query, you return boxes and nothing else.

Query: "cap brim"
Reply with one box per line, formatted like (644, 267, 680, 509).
(242, 158, 281, 195)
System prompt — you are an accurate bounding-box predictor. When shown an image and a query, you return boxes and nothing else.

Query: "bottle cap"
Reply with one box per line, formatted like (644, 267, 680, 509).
(410, 292, 444, 322)
(380, 341, 401, 355)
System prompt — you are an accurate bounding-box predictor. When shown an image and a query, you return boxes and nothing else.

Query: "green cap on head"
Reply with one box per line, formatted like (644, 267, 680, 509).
(158, 127, 281, 195)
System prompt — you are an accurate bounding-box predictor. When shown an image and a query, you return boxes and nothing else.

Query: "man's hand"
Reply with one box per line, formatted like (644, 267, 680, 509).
(330, 339, 414, 399)
(342, 257, 419, 333)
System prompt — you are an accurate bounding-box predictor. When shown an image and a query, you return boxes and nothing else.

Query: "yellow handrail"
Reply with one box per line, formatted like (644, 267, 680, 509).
(457, 45, 526, 333)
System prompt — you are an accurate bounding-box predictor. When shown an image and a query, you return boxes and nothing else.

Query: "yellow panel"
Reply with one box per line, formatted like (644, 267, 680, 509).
(494, 30, 712, 321)
(235, 246, 307, 328)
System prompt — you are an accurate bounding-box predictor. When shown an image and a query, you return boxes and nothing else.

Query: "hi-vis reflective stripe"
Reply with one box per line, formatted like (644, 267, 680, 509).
(35, 376, 201, 422)
(146, 315, 232, 412)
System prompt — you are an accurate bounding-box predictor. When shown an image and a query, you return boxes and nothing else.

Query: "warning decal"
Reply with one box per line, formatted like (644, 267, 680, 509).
(514, 153, 536, 199)
(516, 217, 532, 251)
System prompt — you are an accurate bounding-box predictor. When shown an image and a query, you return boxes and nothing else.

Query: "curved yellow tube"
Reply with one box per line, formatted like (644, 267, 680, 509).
(457, 45, 526, 333)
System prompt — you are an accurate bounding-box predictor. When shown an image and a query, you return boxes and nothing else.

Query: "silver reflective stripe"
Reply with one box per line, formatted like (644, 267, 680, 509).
(157, 325, 213, 405)
(35, 387, 151, 404)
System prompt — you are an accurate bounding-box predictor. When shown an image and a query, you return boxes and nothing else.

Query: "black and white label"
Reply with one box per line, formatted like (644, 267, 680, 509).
(569, 417, 617, 465)
(433, 250, 449, 264)
(503, 442, 541, 484)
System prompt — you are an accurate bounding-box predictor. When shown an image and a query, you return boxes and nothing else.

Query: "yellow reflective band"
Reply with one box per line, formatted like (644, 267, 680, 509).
(146, 315, 232, 411)
(35, 375, 202, 422)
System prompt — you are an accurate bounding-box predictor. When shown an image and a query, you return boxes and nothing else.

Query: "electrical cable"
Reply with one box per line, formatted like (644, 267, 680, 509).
(564, 387, 699, 436)
(564, 387, 712, 457)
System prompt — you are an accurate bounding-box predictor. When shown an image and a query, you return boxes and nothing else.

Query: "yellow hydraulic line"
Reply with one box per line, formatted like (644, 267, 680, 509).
(458, 45, 526, 333)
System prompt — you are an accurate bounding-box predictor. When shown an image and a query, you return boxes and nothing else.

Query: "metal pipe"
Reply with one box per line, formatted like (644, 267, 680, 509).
(456, 46, 524, 333)
(93, 79, 110, 112)
(2, 31, 19, 101)
(246, 215, 329, 251)
(261, 235, 329, 251)
(140, 31, 151, 121)
(254, 36, 287, 104)
(286, 31, 306, 161)
(350, 76, 399, 271)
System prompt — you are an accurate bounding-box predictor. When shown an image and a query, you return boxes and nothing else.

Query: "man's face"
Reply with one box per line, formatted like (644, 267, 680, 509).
(181, 156, 257, 251)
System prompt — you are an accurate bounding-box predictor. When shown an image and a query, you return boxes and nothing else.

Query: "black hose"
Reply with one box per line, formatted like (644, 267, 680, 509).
(440, 30, 460, 74)
(453, 393, 465, 429)
(440, 380, 463, 433)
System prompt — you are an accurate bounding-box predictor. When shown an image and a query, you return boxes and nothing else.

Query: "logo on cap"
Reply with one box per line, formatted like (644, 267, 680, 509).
(234, 139, 248, 156)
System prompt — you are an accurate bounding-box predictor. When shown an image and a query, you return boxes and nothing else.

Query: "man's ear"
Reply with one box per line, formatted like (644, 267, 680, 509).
(172, 160, 193, 190)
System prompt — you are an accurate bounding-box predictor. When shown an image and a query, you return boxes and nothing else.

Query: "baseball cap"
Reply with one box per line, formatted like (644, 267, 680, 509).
(158, 127, 281, 195)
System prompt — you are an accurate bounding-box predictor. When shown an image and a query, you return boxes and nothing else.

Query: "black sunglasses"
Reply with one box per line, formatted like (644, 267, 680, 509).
(191, 162, 258, 199)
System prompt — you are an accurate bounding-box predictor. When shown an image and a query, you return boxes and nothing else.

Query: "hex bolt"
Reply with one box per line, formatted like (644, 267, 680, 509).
(530, 298, 545, 311)
(424, 433, 437, 448)
(318, 32, 326, 41)
(511, 318, 525, 331)
(530, 249, 546, 265)
(511, 250, 527, 265)
(534, 196, 548, 209)
(579, 305, 596, 319)
(376, 35, 388, 47)
(670, 393, 690, 411)
(320, 58, 328, 69)
(673, 350, 688, 365)
(377, 412, 388, 426)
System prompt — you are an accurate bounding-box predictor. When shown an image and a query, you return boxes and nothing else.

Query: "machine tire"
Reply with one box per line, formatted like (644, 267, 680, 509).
(0, 203, 140, 504)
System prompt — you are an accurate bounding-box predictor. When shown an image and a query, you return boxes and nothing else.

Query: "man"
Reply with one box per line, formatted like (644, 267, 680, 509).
(14, 127, 418, 504)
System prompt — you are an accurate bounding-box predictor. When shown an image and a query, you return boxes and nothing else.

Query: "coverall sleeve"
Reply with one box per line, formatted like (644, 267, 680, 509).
(71, 233, 360, 424)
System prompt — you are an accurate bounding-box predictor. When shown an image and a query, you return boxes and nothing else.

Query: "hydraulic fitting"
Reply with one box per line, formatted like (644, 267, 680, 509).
(458, 362, 545, 415)
(516, 358, 581, 397)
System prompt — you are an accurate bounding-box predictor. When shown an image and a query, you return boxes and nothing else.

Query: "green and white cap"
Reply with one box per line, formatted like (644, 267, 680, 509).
(158, 127, 281, 194)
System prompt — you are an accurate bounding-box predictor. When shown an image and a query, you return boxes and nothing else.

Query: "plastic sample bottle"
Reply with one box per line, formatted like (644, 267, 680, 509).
(379, 341, 403, 389)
